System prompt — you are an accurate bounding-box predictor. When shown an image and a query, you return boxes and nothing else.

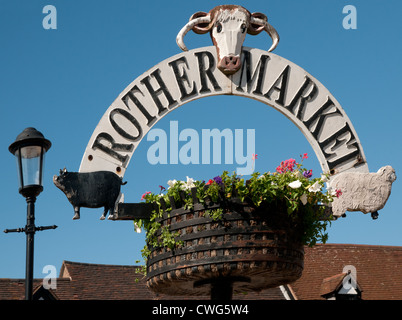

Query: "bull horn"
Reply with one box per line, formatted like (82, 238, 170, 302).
(176, 16, 211, 51)
(250, 17, 280, 52)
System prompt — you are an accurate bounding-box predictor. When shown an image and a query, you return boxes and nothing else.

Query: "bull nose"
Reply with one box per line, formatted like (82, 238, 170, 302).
(217, 55, 241, 75)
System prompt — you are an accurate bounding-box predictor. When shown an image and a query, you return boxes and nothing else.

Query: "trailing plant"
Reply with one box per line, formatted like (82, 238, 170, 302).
(135, 153, 340, 262)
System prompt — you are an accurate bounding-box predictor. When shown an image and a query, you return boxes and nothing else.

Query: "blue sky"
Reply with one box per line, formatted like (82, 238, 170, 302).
(0, 0, 401, 279)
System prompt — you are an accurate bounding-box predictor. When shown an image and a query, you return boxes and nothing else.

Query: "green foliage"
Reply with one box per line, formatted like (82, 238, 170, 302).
(204, 208, 224, 221)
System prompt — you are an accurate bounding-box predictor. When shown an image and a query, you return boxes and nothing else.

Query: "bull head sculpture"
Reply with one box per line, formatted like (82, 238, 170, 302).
(176, 5, 279, 75)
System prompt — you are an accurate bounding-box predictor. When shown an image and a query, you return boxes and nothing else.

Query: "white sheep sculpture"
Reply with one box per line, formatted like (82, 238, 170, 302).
(329, 165, 396, 219)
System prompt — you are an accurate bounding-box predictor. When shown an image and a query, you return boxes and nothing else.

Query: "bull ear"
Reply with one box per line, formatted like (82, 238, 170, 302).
(190, 12, 212, 34)
(248, 12, 267, 35)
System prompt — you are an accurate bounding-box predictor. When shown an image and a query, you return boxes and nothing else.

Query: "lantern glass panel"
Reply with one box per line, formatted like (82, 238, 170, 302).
(15, 145, 44, 188)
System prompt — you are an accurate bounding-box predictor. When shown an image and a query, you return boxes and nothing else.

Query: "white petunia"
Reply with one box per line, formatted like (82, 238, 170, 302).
(300, 194, 308, 205)
(167, 179, 177, 189)
(288, 180, 302, 189)
(184, 176, 196, 190)
(134, 222, 142, 234)
(308, 181, 321, 193)
(180, 177, 195, 191)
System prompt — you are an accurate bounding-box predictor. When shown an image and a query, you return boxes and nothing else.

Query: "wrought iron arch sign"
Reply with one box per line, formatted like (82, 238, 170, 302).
(79, 46, 369, 179)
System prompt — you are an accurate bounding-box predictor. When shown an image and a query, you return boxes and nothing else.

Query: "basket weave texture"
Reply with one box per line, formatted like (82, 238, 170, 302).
(146, 199, 305, 296)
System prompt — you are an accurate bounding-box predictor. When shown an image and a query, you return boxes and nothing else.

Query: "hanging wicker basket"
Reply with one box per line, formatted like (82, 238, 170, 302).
(146, 192, 305, 297)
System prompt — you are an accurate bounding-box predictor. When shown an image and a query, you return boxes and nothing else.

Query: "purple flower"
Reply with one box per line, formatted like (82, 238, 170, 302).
(213, 176, 223, 186)
(303, 170, 312, 178)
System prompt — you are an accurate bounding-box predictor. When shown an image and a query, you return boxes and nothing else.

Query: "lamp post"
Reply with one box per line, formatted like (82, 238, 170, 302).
(5, 127, 57, 300)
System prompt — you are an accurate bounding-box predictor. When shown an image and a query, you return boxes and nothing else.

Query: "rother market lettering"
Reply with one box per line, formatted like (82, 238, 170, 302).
(80, 46, 367, 177)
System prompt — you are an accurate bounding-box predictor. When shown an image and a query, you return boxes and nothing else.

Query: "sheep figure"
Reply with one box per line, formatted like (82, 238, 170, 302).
(329, 165, 396, 219)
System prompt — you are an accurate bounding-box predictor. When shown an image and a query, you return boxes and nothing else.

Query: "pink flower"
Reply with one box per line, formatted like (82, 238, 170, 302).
(206, 179, 214, 185)
(302, 153, 308, 159)
(276, 165, 284, 173)
(276, 158, 297, 173)
(252, 153, 258, 161)
(287, 159, 297, 171)
(141, 191, 151, 201)
(335, 189, 342, 198)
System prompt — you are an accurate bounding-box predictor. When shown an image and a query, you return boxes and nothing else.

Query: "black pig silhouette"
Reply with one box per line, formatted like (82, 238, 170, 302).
(53, 168, 126, 220)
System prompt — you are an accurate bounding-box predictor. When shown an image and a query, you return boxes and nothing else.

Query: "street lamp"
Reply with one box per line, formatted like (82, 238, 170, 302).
(9, 127, 51, 197)
(5, 127, 57, 300)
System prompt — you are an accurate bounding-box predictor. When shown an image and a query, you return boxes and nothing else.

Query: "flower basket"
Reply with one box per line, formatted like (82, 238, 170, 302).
(137, 154, 336, 297)
(145, 193, 306, 296)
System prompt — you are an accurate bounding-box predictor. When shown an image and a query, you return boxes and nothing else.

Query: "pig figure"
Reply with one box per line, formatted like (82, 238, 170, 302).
(53, 168, 126, 220)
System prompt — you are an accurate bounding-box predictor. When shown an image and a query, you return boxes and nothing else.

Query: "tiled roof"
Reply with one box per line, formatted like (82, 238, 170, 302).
(0, 278, 72, 300)
(1, 243, 401, 300)
(319, 273, 349, 296)
(0, 279, 35, 300)
(59, 261, 152, 300)
(59, 260, 286, 300)
(290, 243, 402, 300)
(0, 261, 285, 300)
